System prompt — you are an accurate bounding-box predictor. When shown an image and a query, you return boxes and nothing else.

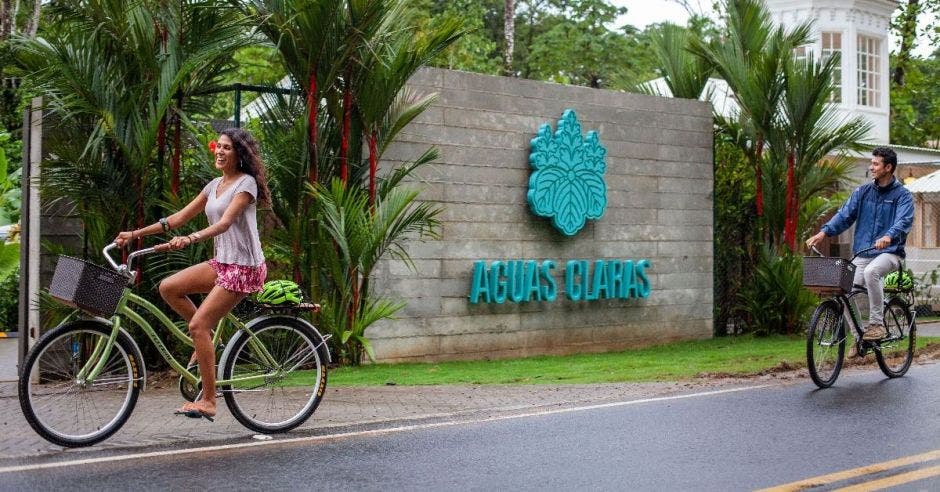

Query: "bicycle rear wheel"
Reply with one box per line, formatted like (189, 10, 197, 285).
(806, 300, 845, 388)
(18, 321, 143, 447)
(221, 317, 327, 433)
(876, 297, 915, 378)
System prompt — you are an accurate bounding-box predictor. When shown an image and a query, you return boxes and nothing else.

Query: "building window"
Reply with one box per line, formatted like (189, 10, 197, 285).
(793, 45, 808, 63)
(857, 35, 881, 108)
(821, 32, 841, 103)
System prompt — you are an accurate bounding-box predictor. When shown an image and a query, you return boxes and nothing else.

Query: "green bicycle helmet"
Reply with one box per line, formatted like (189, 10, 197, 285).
(883, 271, 914, 291)
(256, 279, 303, 305)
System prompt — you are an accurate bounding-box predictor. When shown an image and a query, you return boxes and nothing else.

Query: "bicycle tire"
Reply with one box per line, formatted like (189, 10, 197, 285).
(806, 300, 845, 388)
(18, 320, 143, 447)
(221, 316, 327, 433)
(876, 297, 915, 378)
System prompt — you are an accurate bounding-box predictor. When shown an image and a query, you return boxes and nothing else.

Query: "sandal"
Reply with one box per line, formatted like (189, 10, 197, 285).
(174, 402, 216, 422)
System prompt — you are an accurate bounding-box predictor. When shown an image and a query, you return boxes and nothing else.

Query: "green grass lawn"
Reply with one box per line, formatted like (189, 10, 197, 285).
(329, 335, 940, 386)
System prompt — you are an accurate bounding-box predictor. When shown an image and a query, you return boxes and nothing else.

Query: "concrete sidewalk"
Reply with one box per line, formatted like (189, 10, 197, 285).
(0, 375, 777, 460)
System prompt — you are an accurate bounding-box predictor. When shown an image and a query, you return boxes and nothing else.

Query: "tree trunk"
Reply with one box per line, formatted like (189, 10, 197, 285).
(340, 68, 351, 184)
(25, 0, 39, 38)
(347, 267, 359, 356)
(157, 115, 166, 198)
(893, 0, 921, 87)
(503, 0, 515, 75)
(172, 105, 182, 197)
(368, 130, 378, 206)
(784, 151, 796, 250)
(306, 72, 319, 186)
(0, 0, 12, 41)
(755, 138, 764, 217)
(297, 70, 319, 284)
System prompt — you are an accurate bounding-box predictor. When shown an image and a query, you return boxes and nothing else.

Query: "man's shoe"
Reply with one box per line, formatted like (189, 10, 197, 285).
(862, 324, 887, 341)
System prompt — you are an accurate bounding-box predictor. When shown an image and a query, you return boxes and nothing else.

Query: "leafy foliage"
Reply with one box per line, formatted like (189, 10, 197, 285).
(737, 247, 817, 335)
(17, 0, 249, 253)
(890, 51, 940, 148)
(0, 269, 17, 331)
(312, 179, 442, 364)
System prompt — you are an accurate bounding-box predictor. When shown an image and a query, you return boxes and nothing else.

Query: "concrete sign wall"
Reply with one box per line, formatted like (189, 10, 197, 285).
(370, 68, 714, 362)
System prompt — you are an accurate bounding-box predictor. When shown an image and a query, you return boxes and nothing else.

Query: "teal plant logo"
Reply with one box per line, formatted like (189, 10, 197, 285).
(527, 109, 607, 236)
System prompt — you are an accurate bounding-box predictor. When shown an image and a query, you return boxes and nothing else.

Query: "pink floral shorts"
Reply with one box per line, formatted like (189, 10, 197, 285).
(208, 260, 267, 294)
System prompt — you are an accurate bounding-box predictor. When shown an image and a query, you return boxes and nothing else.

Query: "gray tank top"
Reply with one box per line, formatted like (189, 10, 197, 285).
(201, 175, 265, 266)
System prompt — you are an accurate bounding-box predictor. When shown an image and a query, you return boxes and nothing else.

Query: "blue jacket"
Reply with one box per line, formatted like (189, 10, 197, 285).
(822, 177, 914, 258)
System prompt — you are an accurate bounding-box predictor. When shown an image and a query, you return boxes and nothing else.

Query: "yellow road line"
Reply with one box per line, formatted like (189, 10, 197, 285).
(835, 464, 940, 491)
(758, 449, 940, 492)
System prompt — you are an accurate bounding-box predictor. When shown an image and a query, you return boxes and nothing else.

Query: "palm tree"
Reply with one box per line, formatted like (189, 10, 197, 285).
(356, 9, 463, 204)
(235, 0, 346, 286)
(312, 178, 441, 364)
(235, 0, 345, 187)
(18, 0, 246, 255)
(639, 23, 710, 100)
(770, 52, 871, 250)
(504, 0, 515, 75)
(689, 0, 813, 219)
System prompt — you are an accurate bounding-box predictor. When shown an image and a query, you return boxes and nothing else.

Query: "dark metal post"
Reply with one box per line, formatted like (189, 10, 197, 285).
(233, 84, 242, 128)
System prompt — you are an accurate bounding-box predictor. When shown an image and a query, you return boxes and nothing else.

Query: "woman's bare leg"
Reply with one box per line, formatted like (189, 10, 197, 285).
(159, 262, 217, 321)
(182, 285, 247, 416)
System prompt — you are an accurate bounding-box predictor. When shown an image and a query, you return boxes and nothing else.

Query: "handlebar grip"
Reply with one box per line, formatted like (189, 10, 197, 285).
(153, 243, 172, 253)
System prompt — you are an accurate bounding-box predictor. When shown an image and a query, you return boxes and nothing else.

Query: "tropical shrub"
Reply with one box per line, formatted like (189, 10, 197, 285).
(17, 0, 248, 255)
(713, 139, 754, 335)
(737, 247, 817, 335)
(236, 0, 464, 364)
(0, 269, 17, 331)
(312, 177, 442, 364)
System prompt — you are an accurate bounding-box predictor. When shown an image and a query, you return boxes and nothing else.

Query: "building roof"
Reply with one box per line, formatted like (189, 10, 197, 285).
(905, 169, 940, 194)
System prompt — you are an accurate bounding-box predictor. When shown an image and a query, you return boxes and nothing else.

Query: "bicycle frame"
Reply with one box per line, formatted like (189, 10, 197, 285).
(76, 246, 283, 389)
(824, 288, 915, 352)
(809, 245, 916, 350)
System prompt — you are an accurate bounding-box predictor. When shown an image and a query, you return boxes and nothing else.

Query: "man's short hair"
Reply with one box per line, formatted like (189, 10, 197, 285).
(872, 146, 898, 173)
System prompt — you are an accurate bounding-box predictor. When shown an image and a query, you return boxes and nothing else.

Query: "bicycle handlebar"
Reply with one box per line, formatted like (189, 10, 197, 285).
(103, 242, 171, 280)
(807, 244, 879, 261)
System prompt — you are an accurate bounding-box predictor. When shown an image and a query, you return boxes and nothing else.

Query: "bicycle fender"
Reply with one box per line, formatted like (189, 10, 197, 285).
(219, 315, 332, 380)
(57, 318, 148, 392)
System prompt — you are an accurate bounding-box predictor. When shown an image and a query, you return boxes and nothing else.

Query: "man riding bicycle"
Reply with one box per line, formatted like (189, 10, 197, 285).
(806, 147, 914, 350)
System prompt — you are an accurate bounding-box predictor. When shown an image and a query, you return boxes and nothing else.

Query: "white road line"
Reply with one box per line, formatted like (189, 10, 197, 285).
(0, 384, 769, 474)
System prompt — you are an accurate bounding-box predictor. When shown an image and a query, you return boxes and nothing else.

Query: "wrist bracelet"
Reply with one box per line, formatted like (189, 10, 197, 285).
(159, 217, 170, 232)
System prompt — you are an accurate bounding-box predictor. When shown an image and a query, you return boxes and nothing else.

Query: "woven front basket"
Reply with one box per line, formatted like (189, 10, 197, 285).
(49, 256, 129, 317)
(803, 256, 856, 294)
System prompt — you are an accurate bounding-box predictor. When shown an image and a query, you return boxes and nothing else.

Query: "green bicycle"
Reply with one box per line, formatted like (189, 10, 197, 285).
(18, 243, 330, 447)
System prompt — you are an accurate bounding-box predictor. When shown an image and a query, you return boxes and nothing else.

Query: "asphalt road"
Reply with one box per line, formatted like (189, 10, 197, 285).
(2, 363, 939, 491)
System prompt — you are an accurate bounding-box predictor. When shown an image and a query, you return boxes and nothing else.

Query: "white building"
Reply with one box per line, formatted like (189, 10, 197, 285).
(766, 0, 895, 143)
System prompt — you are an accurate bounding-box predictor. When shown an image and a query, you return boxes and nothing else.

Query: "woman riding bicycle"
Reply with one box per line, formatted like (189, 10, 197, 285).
(114, 127, 270, 420)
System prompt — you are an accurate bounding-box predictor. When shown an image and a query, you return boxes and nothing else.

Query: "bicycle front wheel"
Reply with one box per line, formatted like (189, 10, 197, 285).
(876, 297, 915, 378)
(806, 300, 845, 388)
(18, 321, 143, 447)
(221, 317, 327, 433)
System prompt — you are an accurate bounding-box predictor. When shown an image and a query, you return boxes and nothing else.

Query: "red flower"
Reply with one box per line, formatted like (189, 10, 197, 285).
(208, 140, 217, 153)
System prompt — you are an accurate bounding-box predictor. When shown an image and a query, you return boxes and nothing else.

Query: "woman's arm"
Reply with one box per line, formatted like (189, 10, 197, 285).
(115, 193, 208, 247)
(182, 192, 253, 247)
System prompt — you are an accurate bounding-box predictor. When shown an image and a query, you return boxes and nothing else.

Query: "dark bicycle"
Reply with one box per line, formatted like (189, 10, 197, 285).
(803, 246, 916, 388)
